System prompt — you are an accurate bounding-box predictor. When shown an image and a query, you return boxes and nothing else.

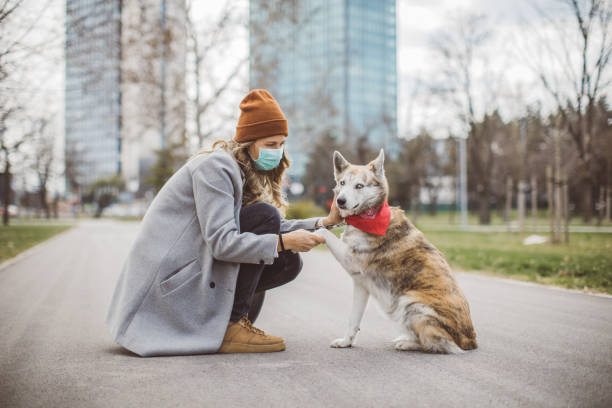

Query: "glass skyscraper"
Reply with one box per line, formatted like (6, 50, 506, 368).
(65, 0, 186, 196)
(65, 0, 122, 189)
(249, 0, 398, 180)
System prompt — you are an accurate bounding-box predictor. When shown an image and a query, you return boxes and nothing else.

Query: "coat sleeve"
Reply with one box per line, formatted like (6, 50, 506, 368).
(279, 216, 322, 233)
(191, 157, 279, 265)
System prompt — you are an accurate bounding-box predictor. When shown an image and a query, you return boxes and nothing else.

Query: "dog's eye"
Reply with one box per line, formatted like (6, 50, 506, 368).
(340, 180, 345, 185)
(355, 183, 364, 189)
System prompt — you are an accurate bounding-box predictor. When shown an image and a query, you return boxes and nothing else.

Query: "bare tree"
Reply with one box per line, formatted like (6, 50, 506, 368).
(0, 107, 36, 225)
(1, 0, 63, 224)
(521, 0, 612, 222)
(429, 12, 506, 224)
(121, 0, 187, 148)
(63, 139, 86, 196)
(186, 0, 317, 150)
(186, 0, 247, 147)
(1, 0, 59, 85)
(29, 116, 56, 218)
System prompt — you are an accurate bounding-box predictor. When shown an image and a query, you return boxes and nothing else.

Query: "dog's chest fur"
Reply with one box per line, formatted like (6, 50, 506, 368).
(340, 207, 451, 297)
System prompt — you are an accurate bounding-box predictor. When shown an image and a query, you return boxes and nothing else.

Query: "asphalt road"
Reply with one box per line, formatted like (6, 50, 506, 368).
(1, 219, 611, 408)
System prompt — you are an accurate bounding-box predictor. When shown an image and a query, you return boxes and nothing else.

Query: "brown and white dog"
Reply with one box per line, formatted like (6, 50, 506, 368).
(314, 149, 477, 353)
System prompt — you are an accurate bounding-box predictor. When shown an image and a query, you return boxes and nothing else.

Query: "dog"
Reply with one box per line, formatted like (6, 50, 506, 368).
(314, 149, 477, 353)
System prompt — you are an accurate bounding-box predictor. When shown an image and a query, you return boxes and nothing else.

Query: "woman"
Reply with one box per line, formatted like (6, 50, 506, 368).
(106, 89, 343, 357)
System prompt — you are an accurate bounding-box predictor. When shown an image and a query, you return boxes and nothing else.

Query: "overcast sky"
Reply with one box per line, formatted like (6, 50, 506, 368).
(11, 0, 602, 193)
(397, 0, 569, 137)
(190, 0, 571, 139)
(24, 0, 575, 140)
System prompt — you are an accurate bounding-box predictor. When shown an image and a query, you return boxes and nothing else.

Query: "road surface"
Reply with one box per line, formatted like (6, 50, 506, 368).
(1, 219, 611, 407)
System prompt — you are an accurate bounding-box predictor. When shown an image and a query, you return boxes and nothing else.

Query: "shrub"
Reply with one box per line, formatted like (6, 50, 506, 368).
(286, 200, 327, 220)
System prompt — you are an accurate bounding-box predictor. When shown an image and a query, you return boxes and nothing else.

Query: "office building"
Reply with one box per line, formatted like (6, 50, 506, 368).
(249, 0, 398, 180)
(65, 0, 186, 195)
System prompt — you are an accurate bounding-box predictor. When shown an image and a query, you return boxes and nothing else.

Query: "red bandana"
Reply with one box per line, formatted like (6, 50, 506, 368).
(345, 200, 391, 236)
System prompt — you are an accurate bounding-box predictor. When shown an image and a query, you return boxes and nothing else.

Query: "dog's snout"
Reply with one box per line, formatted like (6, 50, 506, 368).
(337, 197, 346, 208)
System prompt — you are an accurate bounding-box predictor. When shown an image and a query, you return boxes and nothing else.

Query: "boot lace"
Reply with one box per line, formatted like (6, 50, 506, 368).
(240, 316, 266, 335)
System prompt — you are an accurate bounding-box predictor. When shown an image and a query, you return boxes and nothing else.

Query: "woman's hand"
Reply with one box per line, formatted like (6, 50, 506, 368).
(280, 229, 325, 252)
(323, 191, 344, 226)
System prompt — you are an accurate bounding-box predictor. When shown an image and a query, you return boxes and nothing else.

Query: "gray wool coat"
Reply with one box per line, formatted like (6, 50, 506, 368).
(105, 147, 322, 357)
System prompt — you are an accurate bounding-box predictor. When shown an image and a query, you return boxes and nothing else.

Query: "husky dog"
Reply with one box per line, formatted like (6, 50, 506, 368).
(314, 149, 477, 353)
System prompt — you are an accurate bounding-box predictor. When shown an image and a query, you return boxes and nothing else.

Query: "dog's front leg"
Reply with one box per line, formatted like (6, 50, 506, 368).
(331, 280, 369, 348)
(313, 228, 352, 272)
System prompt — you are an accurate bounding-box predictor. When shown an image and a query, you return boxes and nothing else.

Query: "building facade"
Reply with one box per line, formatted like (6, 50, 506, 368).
(65, 0, 122, 188)
(65, 0, 186, 196)
(249, 0, 398, 180)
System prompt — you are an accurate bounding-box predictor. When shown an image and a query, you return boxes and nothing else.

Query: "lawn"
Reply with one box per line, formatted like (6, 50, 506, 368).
(0, 224, 74, 263)
(423, 230, 612, 294)
(319, 226, 612, 294)
(407, 210, 612, 228)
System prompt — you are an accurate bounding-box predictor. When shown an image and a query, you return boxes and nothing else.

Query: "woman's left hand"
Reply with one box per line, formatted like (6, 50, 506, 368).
(325, 192, 344, 226)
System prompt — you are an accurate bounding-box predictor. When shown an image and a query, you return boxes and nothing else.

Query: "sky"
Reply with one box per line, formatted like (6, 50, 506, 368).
(396, 0, 567, 137)
(191, 0, 569, 140)
(8, 0, 598, 194)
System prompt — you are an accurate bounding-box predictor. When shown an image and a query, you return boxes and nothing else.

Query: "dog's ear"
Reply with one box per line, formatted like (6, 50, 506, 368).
(369, 148, 385, 176)
(333, 151, 350, 179)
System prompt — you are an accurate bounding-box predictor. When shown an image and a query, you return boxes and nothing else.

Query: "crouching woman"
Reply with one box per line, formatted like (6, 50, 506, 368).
(105, 89, 342, 356)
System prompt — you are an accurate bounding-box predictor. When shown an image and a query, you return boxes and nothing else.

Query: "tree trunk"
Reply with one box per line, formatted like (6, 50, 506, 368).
(39, 187, 50, 219)
(2, 161, 11, 226)
(478, 191, 490, 224)
(428, 190, 438, 216)
(531, 175, 537, 228)
(582, 178, 593, 223)
(505, 177, 512, 223)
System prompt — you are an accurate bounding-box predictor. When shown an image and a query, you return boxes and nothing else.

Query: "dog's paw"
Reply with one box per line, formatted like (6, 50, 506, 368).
(330, 338, 353, 348)
(393, 334, 420, 351)
(393, 339, 420, 351)
(313, 228, 329, 239)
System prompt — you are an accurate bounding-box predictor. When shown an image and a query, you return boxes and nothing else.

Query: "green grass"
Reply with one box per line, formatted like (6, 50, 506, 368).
(106, 215, 144, 222)
(408, 209, 612, 228)
(316, 226, 612, 294)
(0, 224, 74, 263)
(422, 230, 612, 294)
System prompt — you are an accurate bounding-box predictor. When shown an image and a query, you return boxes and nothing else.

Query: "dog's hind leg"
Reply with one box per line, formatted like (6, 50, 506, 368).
(331, 280, 369, 348)
(410, 315, 464, 354)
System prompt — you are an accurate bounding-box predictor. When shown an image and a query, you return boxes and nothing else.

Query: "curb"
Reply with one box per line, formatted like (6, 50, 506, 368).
(0, 223, 78, 272)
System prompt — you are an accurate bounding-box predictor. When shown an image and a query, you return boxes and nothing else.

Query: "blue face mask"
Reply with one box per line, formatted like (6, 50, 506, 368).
(251, 146, 284, 170)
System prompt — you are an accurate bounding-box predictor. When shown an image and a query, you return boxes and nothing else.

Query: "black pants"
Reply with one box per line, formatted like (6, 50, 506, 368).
(230, 201, 304, 322)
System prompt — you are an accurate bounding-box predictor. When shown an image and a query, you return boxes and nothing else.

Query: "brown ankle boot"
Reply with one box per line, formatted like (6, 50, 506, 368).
(217, 315, 286, 353)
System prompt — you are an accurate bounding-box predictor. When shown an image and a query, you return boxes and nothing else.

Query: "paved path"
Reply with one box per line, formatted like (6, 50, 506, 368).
(1, 219, 611, 407)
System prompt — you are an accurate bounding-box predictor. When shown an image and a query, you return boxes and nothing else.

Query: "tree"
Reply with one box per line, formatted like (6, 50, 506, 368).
(29, 115, 56, 219)
(83, 175, 125, 218)
(522, 0, 612, 222)
(186, 0, 247, 147)
(0, 107, 39, 225)
(63, 138, 87, 197)
(186, 0, 317, 150)
(120, 0, 188, 152)
(1, 0, 61, 225)
(429, 12, 506, 224)
(143, 141, 189, 194)
(400, 131, 441, 218)
(302, 132, 343, 207)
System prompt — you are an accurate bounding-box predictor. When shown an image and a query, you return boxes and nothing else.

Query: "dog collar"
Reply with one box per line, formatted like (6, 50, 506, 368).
(345, 200, 391, 236)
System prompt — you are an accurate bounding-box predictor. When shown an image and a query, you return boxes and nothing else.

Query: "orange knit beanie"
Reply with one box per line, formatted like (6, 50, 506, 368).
(234, 89, 288, 142)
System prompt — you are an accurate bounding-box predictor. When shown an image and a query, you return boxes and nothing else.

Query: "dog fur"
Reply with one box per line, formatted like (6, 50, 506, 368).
(314, 149, 477, 353)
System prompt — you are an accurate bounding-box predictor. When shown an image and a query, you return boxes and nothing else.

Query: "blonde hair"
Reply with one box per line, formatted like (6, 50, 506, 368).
(190, 138, 290, 217)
